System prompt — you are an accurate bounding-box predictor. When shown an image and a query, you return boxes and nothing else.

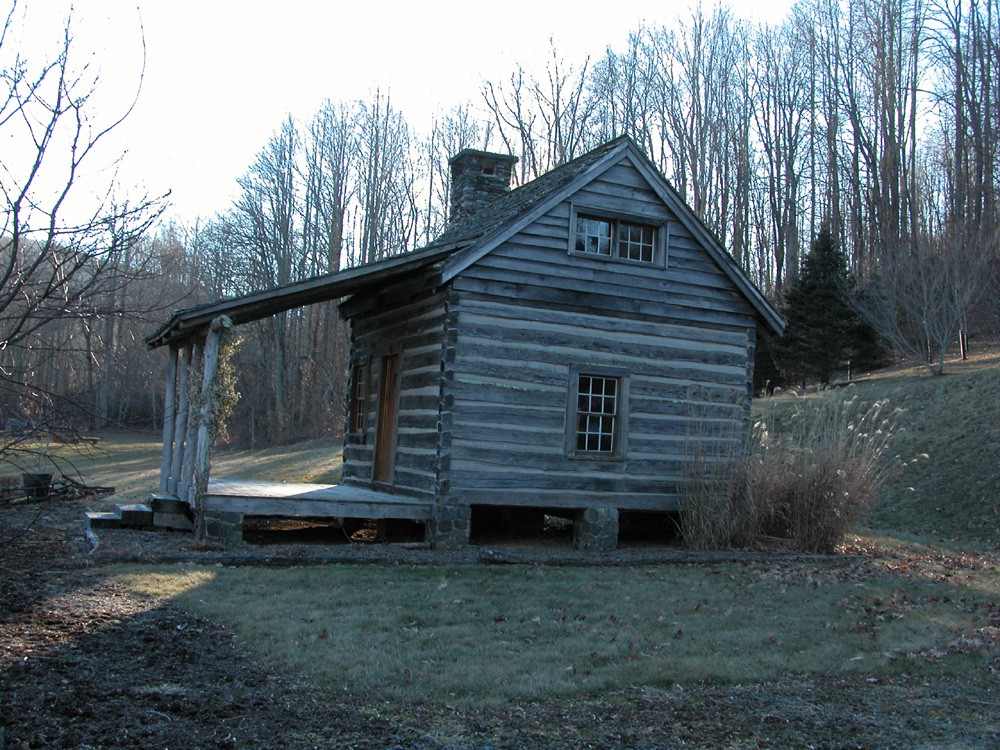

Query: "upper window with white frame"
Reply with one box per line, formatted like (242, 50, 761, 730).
(571, 209, 664, 265)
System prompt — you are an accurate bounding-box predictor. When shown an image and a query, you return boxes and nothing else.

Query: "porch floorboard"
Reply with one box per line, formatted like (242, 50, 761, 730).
(203, 479, 434, 521)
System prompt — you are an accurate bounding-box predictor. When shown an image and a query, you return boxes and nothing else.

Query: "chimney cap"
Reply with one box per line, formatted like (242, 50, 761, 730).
(448, 148, 519, 166)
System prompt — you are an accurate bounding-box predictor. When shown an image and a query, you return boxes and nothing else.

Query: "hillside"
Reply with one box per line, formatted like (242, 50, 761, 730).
(757, 350, 1000, 549)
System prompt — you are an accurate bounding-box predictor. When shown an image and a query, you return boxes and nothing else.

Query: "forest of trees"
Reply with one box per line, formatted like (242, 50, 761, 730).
(3, 0, 998, 447)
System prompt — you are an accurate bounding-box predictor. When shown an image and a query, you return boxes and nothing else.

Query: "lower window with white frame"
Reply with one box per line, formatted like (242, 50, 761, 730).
(567, 369, 629, 460)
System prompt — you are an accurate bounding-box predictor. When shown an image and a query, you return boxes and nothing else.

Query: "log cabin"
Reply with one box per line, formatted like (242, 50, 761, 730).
(146, 136, 783, 550)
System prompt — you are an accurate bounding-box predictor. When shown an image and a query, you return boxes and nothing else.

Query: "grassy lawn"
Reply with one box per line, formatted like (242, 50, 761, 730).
(107, 351, 999, 705)
(14, 433, 344, 508)
(119, 550, 998, 704)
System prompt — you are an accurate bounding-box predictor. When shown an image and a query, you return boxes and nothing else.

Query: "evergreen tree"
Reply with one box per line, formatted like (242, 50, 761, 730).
(775, 228, 889, 385)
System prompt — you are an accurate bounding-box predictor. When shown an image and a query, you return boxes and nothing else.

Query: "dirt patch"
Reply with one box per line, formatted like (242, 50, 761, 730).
(2, 499, 999, 749)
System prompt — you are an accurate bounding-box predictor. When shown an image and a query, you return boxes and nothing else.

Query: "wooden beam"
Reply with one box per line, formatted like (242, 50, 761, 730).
(180, 338, 203, 504)
(169, 344, 192, 496)
(202, 496, 433, 521)
(203, 479, 434, 521)
(159, 346, 178, 492)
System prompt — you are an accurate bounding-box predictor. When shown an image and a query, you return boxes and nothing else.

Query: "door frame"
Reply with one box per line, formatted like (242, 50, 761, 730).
(372, 352, 401, 484)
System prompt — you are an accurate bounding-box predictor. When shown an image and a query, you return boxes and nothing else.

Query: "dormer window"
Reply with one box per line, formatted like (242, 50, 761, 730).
(570, 206, 666, 266)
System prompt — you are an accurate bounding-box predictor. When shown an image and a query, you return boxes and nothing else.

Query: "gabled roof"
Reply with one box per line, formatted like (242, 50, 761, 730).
(147, 136, 782, 349)
(434, 136, 783, 334)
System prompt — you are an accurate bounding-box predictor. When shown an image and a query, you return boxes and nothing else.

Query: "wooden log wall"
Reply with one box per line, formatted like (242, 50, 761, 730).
(342, 288, 447, 497)
(443, 159, 758, 511)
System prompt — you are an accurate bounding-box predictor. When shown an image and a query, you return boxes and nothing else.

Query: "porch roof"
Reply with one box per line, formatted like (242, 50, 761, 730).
(144, 244, 459, 349)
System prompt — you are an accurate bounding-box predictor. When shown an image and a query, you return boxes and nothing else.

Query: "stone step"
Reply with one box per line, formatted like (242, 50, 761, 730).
(116, 503, 154, 528)
(86, 511, 122, 529)
(153, 511, 194, 531)
(148, 493, 191, 514)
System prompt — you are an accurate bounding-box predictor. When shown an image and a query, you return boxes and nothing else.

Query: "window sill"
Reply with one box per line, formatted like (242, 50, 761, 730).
(567, 451, 626, 463)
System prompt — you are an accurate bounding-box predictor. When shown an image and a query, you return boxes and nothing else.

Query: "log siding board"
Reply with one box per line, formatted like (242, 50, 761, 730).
(457, 296, 749, 349)
(459, 309, 748, 354)
(458, 322, 748, 372)
(453, 488, 681, 511)
(452, 277, 754, 334)
(454, 340, 747, 386)
(480, 246, 745, 297)
(461, 262, 755, 321)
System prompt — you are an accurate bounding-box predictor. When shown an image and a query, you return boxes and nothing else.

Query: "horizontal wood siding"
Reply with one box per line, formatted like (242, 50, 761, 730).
(342, 290, 446, 497)
(445, 159, 756, 512)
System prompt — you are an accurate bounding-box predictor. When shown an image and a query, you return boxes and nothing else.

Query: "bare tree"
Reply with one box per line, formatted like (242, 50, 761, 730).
(228, 117, 301, 441)
(0, 2, 165, 447)
(751, 17, 810, 291)
(302, 100, 355, 275)
(588, 30, 662, 161)
(482, 38, 595, 183)
(421, 105, 488, 242)
(483, 66, 539, 185)
(297, 101, 356, 435)
(852, 221, 994, 373)
(350, 90, 418, 266)
(646, 9, 754, 251)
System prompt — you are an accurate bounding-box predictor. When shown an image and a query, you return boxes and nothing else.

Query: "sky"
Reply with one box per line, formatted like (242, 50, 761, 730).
(10, 0, 796, 226)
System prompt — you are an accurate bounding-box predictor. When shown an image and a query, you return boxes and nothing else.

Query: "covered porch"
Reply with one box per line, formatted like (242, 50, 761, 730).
(144, 247, 454, 543)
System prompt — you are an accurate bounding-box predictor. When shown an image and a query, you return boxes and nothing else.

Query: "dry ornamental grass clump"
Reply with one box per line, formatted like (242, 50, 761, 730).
(682, 390, 901, 553)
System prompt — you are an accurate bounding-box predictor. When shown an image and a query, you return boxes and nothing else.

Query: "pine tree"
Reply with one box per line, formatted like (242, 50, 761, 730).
(775, 228, 889, 385)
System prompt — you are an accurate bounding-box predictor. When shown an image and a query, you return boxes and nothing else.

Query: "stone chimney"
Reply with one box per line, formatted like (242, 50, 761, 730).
(448, 149, 518, 224)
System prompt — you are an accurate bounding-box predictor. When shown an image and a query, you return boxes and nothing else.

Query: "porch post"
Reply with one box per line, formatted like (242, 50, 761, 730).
(179, 338, 203, 504)
(193, 316, 231, 540)
(159, 345, 178, 492)
(169, 343, 192, 497)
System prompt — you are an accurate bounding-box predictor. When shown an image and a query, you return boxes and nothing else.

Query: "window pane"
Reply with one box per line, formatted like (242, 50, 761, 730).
(617, 221, 655, 262)
(575, 216, 613, 256)
(574, 374, 619, 454)
(352, 364, 367, 433)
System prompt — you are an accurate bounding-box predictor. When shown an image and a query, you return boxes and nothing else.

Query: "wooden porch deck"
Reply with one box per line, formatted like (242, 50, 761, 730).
(203, 479, 434, 521)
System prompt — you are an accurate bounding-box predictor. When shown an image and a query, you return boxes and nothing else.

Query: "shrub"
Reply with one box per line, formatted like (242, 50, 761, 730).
(681, 390, 900, 553)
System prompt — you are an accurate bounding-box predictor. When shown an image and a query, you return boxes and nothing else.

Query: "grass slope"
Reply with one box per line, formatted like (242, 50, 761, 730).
(864, 354, 1000, 545)
(756, 351, 1000, 548)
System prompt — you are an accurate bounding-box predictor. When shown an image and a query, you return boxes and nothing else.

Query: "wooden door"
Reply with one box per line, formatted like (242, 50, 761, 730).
(373, 353, 400, 484)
